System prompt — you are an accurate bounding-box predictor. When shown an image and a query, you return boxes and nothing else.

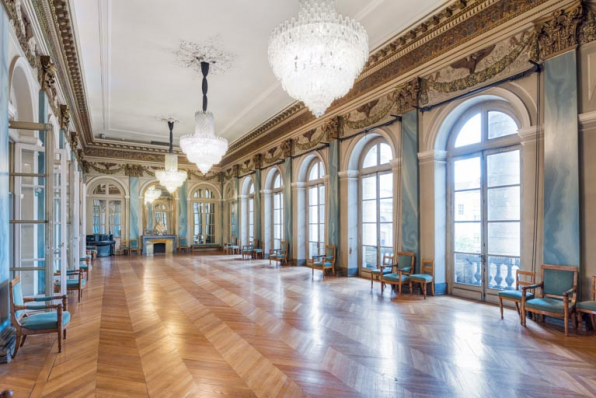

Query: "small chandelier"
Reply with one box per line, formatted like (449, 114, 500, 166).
(268, 0, 369, 117)
(144, 186, 162, 204)
(155, 120, 187, 193)
(179, 62, 228, 175)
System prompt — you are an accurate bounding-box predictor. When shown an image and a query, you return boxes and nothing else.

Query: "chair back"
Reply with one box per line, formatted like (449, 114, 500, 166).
(280, 241, 289, 259)
(253, 238, 260, 248)
(591, 275, 596, 301)
(420, 259, 434, 277)
(9, 276, 24, 321)
(180, 237, 188, 246)
(396, 252, 415, 273)
(325, 245, 336, 264)
(515, 270, 535, 291)
(130, 239, 139, 248)
(541, 264, 578, 302)
(121, 240, 128, 247)
(381, 253, 394, 269)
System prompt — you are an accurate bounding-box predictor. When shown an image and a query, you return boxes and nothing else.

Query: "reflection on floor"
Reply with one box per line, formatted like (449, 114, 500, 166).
(0, 254, 595, 397)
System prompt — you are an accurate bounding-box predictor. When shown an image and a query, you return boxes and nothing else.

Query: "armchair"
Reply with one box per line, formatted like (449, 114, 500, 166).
(269, 241, 289, 267)
(307, 245, 336, 280)
(10, 276, 70, 357)
(252, 238, 264, 259)
(380, 252, 415, 295)
(409, 259, 435, 299)
(497, 270, 535, 321)
(128, 239, 141, 256)
(79, 256, 91, 280)
(370, 253, 394, 289)
(120, 240, 130, 255)
(55, 270, 86, 302)
(521, 264, 578, 336)
(242, 243, 254, 260)
(224, 238, 240, 255)
(178, 237, 190, 253)
(576, 276, 596, 333)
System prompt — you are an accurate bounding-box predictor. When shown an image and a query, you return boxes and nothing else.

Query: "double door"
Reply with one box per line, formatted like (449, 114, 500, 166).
(451, 147, 521, 302)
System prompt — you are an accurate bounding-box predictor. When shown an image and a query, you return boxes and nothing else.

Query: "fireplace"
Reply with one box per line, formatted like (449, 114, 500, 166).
(154, 243, 166, 254)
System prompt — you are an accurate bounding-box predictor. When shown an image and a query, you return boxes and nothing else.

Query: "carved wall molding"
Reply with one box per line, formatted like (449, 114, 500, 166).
(59, 103, 70, 130)
(535, 2, 584, 59)
(3, 0, 40, 69)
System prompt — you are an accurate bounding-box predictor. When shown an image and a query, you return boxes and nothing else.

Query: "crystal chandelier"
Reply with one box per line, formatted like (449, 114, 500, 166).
(180, 62, 228, 175)
(268, 0, 369, 117)
(155, 120, 187, 193)
(144, 186, 162, 204)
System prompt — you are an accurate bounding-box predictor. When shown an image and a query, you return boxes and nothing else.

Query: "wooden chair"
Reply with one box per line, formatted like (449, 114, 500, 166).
(521, 264, 578, 336)
(55, 270, 86, 302)
(128, 239, 141, 256)
(370, 253, 394, 289)
(241, 243, 254, 260)
(497, 270, 535, 321)
(308, 245, 336, 280)
(269, 241, 289, 267)
(10, 276, 70, 356)
(577, 276, 596, 333)
(120, 240, 130, 255)
(409, 259, 435, 299)
(380, 252, 415, 295)
(224, 238, 240, 255)
(178, 237, 190, 253)
(252, 238, 264, 259)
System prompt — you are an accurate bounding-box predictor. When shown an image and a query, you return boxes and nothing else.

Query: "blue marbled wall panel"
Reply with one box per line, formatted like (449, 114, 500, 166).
(283, 158, 292, 245)
(401, 110, 420, 270)
(129, 177, 140, 240)
(0, 9, 10, 330)
(254, 169, 262, 242)
(543, 51, 580, 267)
(178, 181, 188, 239)
(232, 178, 239, 240)
(327, 140, 340, 248)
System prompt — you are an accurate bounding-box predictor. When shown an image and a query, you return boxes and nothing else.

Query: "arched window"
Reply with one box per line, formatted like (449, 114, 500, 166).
(89, 181, 124, 237)
(360, 140, 393, 270)
(272, 170, 283, 250)
(449, 103, 521, 298)
(191, 186, 218, 244)
(247, 181, 255, 242)
(225, 185, 236, 241)
(306, 160, 325, 258)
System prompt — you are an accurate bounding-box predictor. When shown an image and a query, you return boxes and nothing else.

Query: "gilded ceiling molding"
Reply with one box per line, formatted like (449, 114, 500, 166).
(535, 1, 584, 59)
(187, 170, 223, 182)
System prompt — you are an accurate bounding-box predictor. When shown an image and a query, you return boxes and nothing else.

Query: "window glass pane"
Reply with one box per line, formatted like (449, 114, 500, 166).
(454, 222, 481, 253)
(454, 157, 481, 191)
(488, 222, 520, 256)
(309, 186, 318, 205)
(379, 223, 393, 247)
(488, 256, 521, 290)
(488, 186, 520, 221)
(309, 206, 318, 224)
(362, 246, 377, 269)
(249, 183, 254, 194)
(379, 199, 392, 223)
(108, 185, 121, 195)
(454, 191, 481, 221)
(379, 143, 392, 165)
(273, 173, 282, 189)
(93, 184, 106, 195)
(455, 113, 481, 148)
(363, 145, 378, 168)
(362, 224, 377, 246)
(379, 173, 393, 199)
(309, 162, 319, 181)
(319, 201, 325, 224)
(487, 150, 520, 187)
(488, 111, 517, 139)
(362, 200, 376, 223)
(362, 176, 376, 200)
(319, 224, 324, 243)
(454, 253, 482, 286)
(309, 225, 318, 242)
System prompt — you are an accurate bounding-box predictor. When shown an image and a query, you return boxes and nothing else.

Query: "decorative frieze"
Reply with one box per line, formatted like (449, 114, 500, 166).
(535, 2, 584, 59)
(4, 0, 39, 68)
(280, 138, 294, 158)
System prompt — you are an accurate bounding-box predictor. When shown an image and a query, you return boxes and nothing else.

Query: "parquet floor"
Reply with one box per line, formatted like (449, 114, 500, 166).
(1, 254, 596, 398)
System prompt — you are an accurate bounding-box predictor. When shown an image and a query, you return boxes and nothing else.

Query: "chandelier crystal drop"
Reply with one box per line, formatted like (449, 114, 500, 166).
(180, 62, 228, 174)
(156, 120, 187, 193)
(144, 186, 162, 204)
(268, 0, 369, 118)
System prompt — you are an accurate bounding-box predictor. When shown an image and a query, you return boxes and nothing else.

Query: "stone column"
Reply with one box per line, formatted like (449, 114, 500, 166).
(129, 177, 141, 241)
(239, 194, 248, 245)
(418, 150, 447, 294)
(400, 110, 420, 270)
(339, 170, 359, 276)
(262, 189, 272, 255)
(177, 181, 188, 242)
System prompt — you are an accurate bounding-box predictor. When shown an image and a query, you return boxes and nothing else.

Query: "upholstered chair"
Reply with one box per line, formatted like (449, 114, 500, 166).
(370, 253, 394, 289)
(409, 259, 435, 299)
(497, 270, 535, 321)
(576, 276, 596, 333)
(380, 252, 415, 295)
(308, 245, 336, 280)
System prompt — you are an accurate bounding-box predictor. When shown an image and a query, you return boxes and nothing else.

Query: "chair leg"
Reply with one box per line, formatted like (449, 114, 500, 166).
(564, 313, 569, 336)
(591, 314, 596, 331)
(423, 282, 427, 299)
(371, 274, 374, 289)
(13, 332, 21, 358)
(20, 335, 26, 347)
(398, 282, 402, 296)
(58, 328, 63, 353)
(78, 289, 82, 302)
(514, 302, 520, 315)
(499, 298, 504, 319)
(409, 281, 413, 297)
(312, 268, 314, 280)
(431, 282, 435, 296)
(63, 329, 67, 339)
(381, 280, 384, 294)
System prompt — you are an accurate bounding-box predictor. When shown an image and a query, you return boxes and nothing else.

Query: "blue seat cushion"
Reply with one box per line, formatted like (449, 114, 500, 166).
(313, 261, 333, 268)
(497, 290, 534, 301)
(525, 298, 572, 314)
(63, 279, 86, 288)
(370, 268, 392, 275)
(272, 255, 285, 260)
(383, 273, 409, 283)
(409, 274, 433, 283)
(21, 311, 71, 330)
(577, 301, 596, 312)
(79, 264, 88, 270)
(253, 248, 263, 252)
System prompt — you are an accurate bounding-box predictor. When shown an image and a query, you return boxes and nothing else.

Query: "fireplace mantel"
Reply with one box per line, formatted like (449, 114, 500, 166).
(142, 235, 177, 255)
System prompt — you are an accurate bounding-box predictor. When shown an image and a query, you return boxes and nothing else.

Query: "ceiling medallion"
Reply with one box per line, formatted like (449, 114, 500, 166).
(144, 186, 162, 204)
(268, 0, 369, 118)
(177, 41, 231, 174)
(155, 119, 187, 193)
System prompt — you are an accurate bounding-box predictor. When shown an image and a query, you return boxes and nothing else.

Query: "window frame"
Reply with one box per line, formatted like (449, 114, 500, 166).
(306, 159, 326, 259)
(271, 170, 284, 250)
(191, 185, 218, 245)
(88, 181, 124, 237)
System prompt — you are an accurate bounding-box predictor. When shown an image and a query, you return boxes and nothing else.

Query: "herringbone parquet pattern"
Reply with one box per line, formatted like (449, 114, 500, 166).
(1, 254, 595, 397)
